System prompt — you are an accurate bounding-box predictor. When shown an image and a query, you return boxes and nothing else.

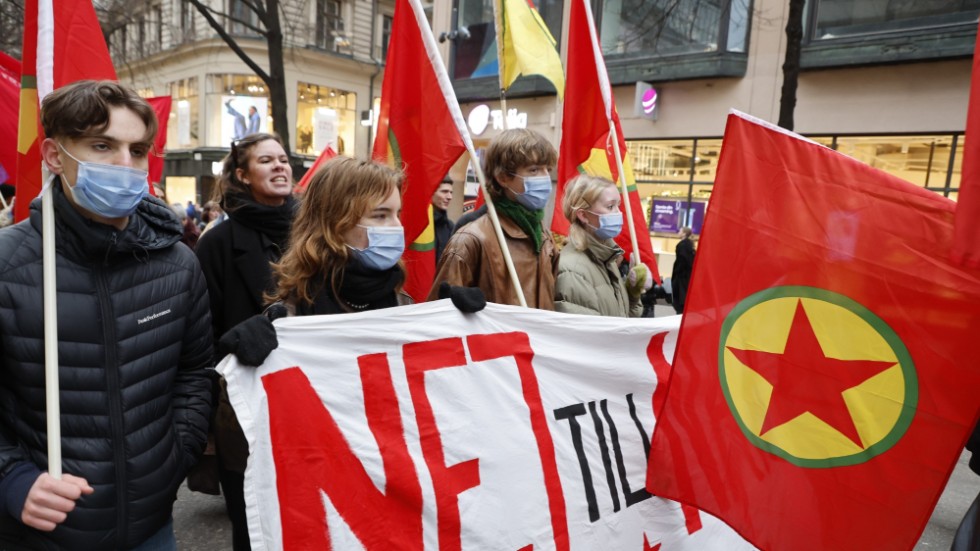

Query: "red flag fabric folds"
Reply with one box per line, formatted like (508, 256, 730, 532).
(552, 0, 659, 281)
(15, 0, 116, 221)
(372, 0, 469, 302)
(647, 112, 980, 551)
(952, 19, 980, 268)
(146, 96, 172, 196)
(0, 52, 19, 184)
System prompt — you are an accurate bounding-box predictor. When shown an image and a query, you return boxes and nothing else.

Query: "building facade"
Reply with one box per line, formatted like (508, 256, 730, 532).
(113, 0, 978, 263)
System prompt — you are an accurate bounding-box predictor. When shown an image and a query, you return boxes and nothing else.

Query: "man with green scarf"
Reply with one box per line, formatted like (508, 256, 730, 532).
(427, 129, 558, 309)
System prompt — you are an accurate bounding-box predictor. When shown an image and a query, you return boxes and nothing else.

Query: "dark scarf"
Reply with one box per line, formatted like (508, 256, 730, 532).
(223, 192, 296, 251)
(493, 197, 544, 253)
(296, 260, 404, 315)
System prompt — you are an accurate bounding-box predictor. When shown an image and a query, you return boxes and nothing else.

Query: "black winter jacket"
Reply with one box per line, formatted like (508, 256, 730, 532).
(0, 183, 213, 550)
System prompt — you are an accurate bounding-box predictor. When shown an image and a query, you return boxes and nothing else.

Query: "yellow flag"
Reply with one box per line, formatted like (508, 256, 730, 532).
(495, 0, 565, 99)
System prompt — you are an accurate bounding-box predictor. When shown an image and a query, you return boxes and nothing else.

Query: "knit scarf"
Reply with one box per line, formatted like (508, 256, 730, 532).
(223, 192, 296, 251)
(493, 197, 544, 253)
(296, 260, 404, 315)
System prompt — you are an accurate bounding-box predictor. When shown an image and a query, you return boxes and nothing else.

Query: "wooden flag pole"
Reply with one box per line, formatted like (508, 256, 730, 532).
(468, 150, 527, 307)
(41, 173, 61, 478)
(607, 120, 640, 262)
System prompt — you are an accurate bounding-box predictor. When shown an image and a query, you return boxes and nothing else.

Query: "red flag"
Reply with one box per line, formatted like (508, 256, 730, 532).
(952, 19, 980, 267)
(146, 96, 172, 197)
(647, 112, 980, 551)
(15, 0, 116, 221)
(552, 0, 660, 282)
(372, 0, 469, 302)
(0, 52, 20, 184)
(294, 146, 337, 193)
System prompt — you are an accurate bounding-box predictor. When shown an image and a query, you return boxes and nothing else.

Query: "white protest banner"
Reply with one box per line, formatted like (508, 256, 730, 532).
(219, 301, 754, 550)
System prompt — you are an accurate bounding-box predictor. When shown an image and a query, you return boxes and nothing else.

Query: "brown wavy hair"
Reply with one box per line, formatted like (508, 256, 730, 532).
(483, 128, 557, 201)
(40, 80, 157, 143)
(268, 156, 404, 306)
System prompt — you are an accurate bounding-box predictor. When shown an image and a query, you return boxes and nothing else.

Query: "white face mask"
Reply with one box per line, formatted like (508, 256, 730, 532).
(587, 211, 623, 239)
(58, 143, 148, 218)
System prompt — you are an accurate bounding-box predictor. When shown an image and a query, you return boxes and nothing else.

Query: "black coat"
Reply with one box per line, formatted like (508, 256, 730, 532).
(671, 237, 695, 313)
(194, 209, 291, 473)
(195, 217, 283, 340)
(0, 184, 213, 550)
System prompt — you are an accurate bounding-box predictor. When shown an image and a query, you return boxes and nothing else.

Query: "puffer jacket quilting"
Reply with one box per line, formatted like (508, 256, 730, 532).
(0, 182, 213, 550)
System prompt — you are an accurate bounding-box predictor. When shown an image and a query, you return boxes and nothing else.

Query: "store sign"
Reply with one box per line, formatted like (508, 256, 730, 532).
(635, 82, 659, 121)
(468, 104, 528, 135)
(649, 199, 705, 234)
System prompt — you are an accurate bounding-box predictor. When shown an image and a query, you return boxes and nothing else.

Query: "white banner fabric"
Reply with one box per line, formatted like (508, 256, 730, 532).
(219, 300, 754, 551)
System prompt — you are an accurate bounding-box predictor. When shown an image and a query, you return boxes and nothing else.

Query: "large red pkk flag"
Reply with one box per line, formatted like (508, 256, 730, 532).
(552, 0, 660, 282)
(15, 0, 117, 222)
(372, 0, 470, 302)
(220, 302, 755, 550)
(952, 19, 980, 268)
(0, 52, 20, 182)
(647, 112, 980, 551)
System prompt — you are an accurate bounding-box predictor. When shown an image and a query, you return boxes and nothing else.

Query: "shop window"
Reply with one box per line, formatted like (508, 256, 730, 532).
(208, 75, 269, 147)
(317, 0, 351, 55)
(381, 14, 394, 60)
(296, 82, 356, 157)
(168, 77, 199, 149)
(809, 0, 980, 41)
(450, 0, 563, 80)
(180, 1, 196, 42)
(835, 135, 957, 189)
(229, 0, 260, 36)
(802, 0, 980, 67)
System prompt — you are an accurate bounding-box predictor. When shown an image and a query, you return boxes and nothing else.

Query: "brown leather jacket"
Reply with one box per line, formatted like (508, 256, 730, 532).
(427, 211, 557, 309)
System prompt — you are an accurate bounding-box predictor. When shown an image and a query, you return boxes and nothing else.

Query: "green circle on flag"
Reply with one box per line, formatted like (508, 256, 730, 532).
(718, 286, 918, 468)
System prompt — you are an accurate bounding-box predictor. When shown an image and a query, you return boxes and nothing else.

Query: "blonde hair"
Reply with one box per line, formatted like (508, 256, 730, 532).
(483, 129, 557, 201)
(562, 174, 617, 251)
(268, 156, 404, 306)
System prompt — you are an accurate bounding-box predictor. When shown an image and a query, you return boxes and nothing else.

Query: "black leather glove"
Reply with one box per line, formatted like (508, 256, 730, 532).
(217, 314, 279, 367)
(438, 282, 487, 313)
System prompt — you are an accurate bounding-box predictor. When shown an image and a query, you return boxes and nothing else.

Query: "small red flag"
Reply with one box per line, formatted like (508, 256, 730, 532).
(15, 0, 117, 221)
(146, 96, 172, 197)
(294, 146, 337, 193)
(372, 0, 469, 302)
(647, 113, 980, 551)
(952, 19, 980, 267)
(552, 0, 660, 281)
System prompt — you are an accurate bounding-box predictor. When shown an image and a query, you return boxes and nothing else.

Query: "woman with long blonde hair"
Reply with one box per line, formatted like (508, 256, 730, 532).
(554, 174, 650, 317)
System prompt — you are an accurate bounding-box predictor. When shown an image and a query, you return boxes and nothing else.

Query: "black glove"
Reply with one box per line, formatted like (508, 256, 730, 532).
(217, 314, 278, 366)
(438, 282, 487, 313)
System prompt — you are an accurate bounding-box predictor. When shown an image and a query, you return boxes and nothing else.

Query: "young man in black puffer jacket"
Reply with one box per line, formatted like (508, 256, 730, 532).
(0, 80, 212, 550)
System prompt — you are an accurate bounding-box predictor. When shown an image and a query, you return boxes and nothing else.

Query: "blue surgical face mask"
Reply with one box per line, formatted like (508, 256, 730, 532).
(510, 173, 552, 211)
(58, 143, 148, 218)
(348, 225, 405, 271)
(588, 211, 623, 240)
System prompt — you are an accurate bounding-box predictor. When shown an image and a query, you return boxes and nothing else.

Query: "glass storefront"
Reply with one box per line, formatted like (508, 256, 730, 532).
(809, 0, 980, 40)
(168, 77, 199, 149)
(295, 82, 357, 156)
(628, 132, 964, 239)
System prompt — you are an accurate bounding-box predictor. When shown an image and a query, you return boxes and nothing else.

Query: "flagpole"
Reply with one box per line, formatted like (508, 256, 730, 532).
(469, 150, 527, 307)
(41, 173, 61, 479)
(607, 121, 640, 262)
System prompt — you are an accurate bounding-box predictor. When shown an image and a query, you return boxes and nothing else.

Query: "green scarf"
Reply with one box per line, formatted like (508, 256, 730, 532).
(493, 197, 544, 253)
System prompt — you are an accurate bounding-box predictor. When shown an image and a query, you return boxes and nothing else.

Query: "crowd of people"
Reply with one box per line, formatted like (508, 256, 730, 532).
(0, 80, 688, 550)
